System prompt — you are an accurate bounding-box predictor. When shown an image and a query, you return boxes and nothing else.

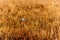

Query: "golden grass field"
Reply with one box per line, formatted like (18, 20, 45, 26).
(0, 0, 60, 40)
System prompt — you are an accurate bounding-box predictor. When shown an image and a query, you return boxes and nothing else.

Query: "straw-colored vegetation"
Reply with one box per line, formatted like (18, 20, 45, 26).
(0, 0, 60, 40)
